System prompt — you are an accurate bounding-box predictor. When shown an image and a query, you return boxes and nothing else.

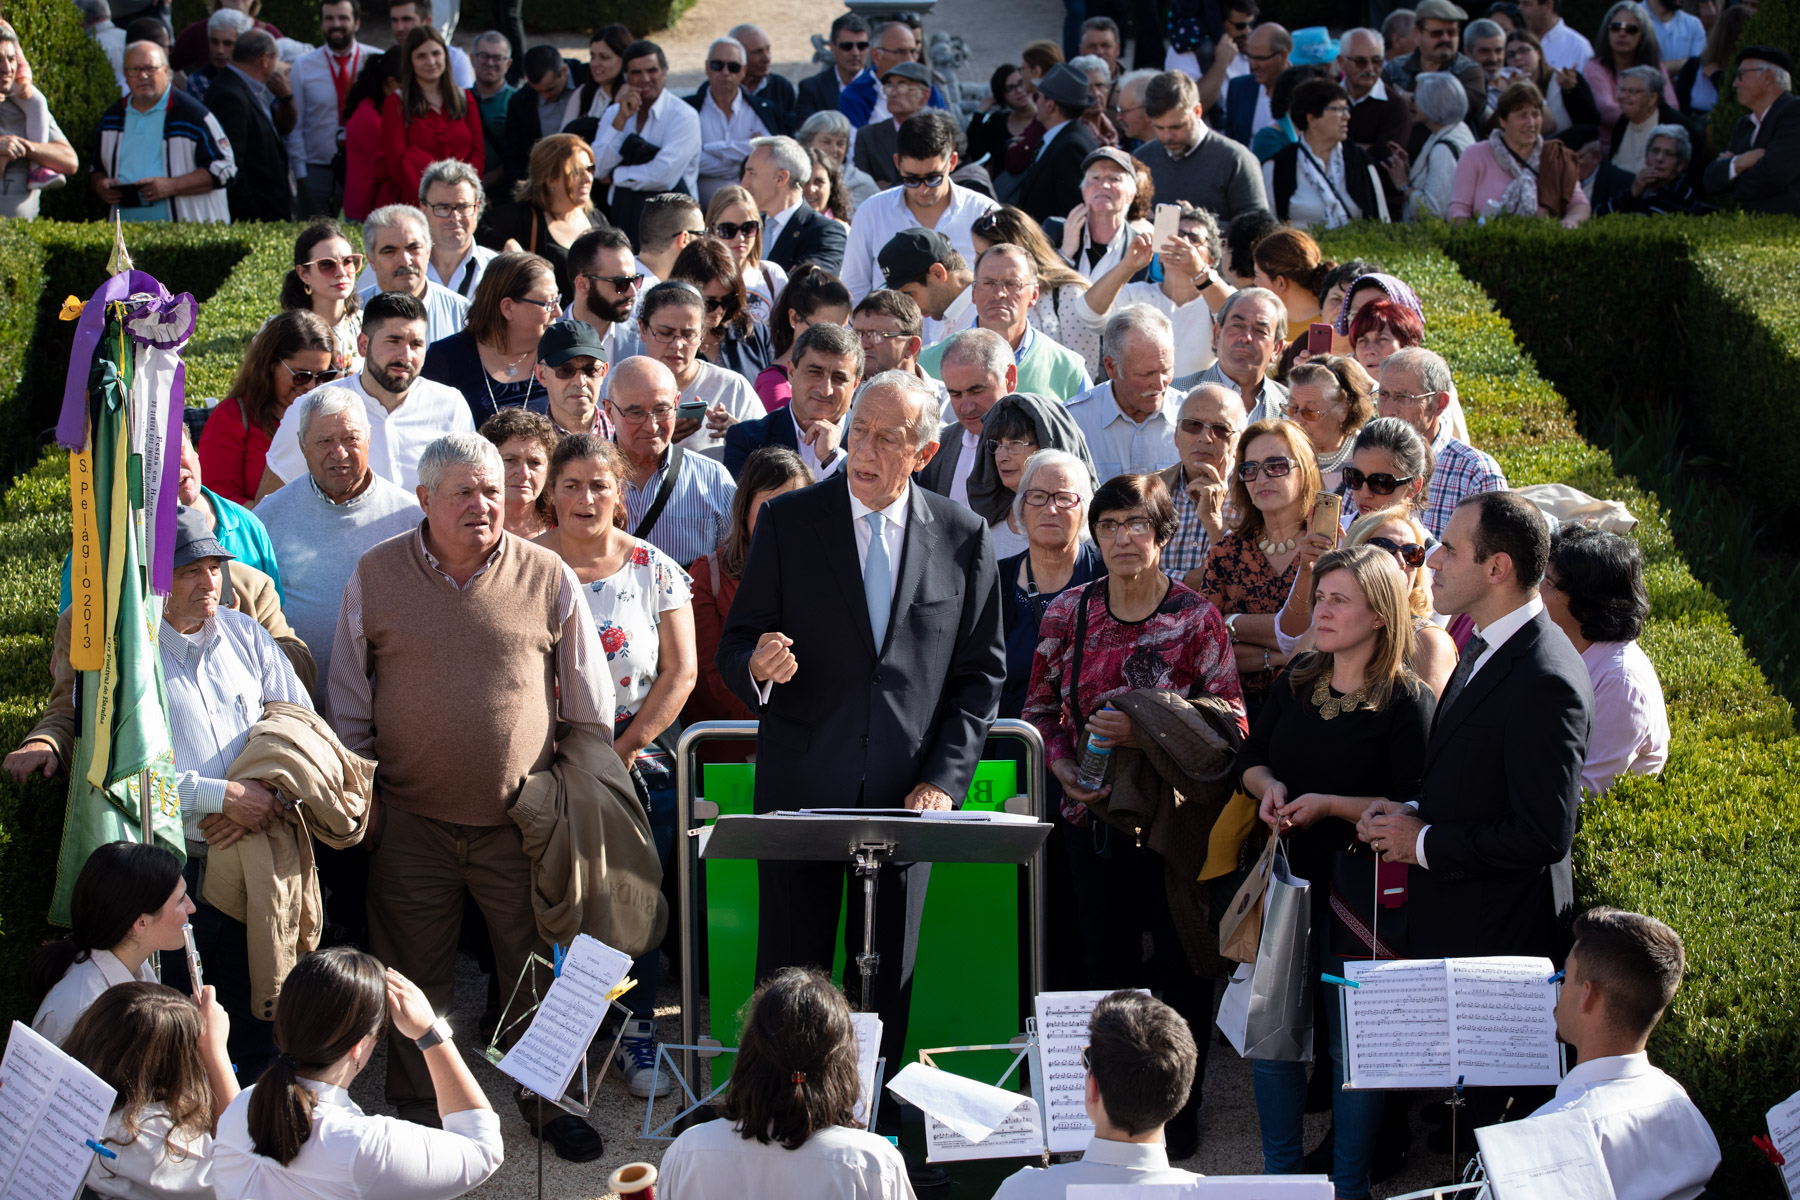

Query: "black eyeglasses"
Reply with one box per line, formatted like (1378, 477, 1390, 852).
(1368, 535, 1427, 568)
(1342, 467, 1416, 494)
(279, 360, 341, 386)
(899, 172, 947, 189)
(1608, 21, 1640, 33)
(583, 272, 644, 290)
(707, 58, 743, 73)
(1237, 456, 1293, 480)
(713, 219, 760, 239)
(836, 39, 869, 50)
(972, 212, 1002, 236)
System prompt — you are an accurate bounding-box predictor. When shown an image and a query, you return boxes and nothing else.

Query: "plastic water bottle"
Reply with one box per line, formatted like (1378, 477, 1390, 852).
(1076, 711, 1114, 790)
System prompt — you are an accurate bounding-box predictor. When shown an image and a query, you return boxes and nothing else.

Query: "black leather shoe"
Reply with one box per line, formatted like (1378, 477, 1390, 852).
(906, 1162, 950, 1190)
(536, 1113, 606, 1163)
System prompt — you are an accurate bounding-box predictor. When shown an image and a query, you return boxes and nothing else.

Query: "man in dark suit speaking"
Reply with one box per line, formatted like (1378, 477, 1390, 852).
(1360, 489, 1593, 963)
(717, 369, 1006, 1076)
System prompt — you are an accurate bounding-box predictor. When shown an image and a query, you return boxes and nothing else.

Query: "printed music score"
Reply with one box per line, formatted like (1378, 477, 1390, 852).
(886, 1061, 1044, 1163)
(1766, 1087, 1800, 1200)
(1034, 989, 1149, 1153)
(1342, 957, 1563, 1090)
(851, 1013, 883, 1127)
(0, 1021, 118, 1200)
(497, 935, 633, 1103)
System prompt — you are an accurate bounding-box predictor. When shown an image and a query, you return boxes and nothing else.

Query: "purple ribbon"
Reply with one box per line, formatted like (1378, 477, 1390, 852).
(54, 270, 173, 450)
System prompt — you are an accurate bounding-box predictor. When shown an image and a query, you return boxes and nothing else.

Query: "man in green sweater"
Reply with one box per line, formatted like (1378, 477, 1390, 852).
(917, 244, 1093, 401)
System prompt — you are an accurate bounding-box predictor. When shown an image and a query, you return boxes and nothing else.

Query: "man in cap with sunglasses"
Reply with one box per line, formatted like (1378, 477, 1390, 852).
(1377, 345, 1506, 536)
(1013, 62, 1103, 224)
(1702, 46, 1800, 215)
(1383, 0, 1489, 134)
(685, 35, 772, 208)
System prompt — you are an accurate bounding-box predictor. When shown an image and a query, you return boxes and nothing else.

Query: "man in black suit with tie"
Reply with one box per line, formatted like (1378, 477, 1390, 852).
(796, 13, 870, 121)
(741, 135, 846, 276)
(1702, 46, 1800, 215)
(1012, 63, 1102, 224)
(717, 368, 1006, 1090)
(204, 30, 294, 222)
(723, 323, 862, 478)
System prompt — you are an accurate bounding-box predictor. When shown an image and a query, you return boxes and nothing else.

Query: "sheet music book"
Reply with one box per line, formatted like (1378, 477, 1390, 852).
(886, 1062, 1043, 1163)
(0, 1020, 119, 1200)
(1342, 957, 1562, 1090)
(496, 935, 632, 1102)
(1476, 1110, 1617, 1199)
(1767, 1087, 1800, 1199)
(1033, 989, 1150, 1153)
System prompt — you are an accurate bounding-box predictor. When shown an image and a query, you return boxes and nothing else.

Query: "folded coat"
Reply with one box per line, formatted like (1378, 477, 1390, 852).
(205, 701, 372, 1018)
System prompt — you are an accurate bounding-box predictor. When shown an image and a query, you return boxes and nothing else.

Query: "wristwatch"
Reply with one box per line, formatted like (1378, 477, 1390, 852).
(414, 1017, 453, 1051)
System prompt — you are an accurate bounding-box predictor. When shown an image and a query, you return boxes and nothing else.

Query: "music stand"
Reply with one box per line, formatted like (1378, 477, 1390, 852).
(701, 813, 1051, 1016)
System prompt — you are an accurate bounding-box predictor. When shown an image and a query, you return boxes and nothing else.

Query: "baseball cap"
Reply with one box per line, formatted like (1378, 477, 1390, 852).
(536, 319, 608, 366)
(1081, 146, 1138, 176)
(878, 227, 957, 289)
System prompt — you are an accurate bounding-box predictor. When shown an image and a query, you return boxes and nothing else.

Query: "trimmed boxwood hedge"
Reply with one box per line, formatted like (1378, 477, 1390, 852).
(1, 0, 118, 221)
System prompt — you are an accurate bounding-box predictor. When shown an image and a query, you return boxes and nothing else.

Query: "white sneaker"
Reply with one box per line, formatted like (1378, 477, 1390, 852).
(614, 1018, 671, 1098)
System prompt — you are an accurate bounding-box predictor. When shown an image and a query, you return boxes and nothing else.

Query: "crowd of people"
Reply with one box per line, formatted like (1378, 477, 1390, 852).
(0, 0, 1765, 1195)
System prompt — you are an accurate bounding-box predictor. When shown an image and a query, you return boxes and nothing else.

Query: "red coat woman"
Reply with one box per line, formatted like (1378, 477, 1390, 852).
(381, 26, 484, 204)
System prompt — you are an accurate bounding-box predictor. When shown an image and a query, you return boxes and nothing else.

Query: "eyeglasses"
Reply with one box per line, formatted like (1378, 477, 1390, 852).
(473, 52, 509, 65)
(583, 272, 644, 290)
(898, 171, 946, 188)
(298, 252, 365, 275)
(1367, 535, 1427, 568)
(836, 39, 869, 51)
(644, 323, 701, 345)
(426, 202, 477, 217)
(552, 362, 604, 380)
(1342, 54, 1382, 67)
(1288, 403, 1338, 423)
(1080, 1046, 1093, 1073)
(1237, 456, 1294, 480)
(1095, 516, 1156, 538)
(975, 277, 1032, 295)
(987, 436, 1038, 455)
(612, 404, 676, 424)
(857, 329, 908, 346)
(707, 58, 743, 73)
(1374, 387, 1438, 409)
(1180, 418, 1237, 441)
(279, 360, 341, 386)
(1322, 103, 1352, 115)
(713, 219, 759, 239)
(1342, 467, 1417, 494)
(1247, 50, 1283, 63)
(1607, 21, 1640, 32)
(1023, 488, 1082, 510)
(512, 296, 559, 312)
(1737, 64, 1774, 78)
(124, 64, 168, 77)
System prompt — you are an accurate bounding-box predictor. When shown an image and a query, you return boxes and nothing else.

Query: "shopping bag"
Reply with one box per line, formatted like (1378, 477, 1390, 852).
(1242, 840, 1314, 1062)
(1219, 830, 1279, 963)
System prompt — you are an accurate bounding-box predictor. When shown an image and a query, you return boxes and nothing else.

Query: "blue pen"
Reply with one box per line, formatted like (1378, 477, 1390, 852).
(86, 1139, 117, 1160)
(1320, 972, 1361, 989)
(1547, 970, 1565, 985)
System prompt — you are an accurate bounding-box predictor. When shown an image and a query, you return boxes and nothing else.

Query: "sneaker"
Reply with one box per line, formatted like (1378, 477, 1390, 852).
(614, 1018, 671, 1098)
(27, 165, 66, 191)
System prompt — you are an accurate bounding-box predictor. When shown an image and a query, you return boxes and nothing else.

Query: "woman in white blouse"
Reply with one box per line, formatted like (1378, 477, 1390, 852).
(67, 981, 238, 1200)
(28, 840, 191, 1046)
(1262, 79, 1390, 229)
(659, 967, 914, 1200)
(213, 947, 502, 1200)
(537, 432, 696, 1096)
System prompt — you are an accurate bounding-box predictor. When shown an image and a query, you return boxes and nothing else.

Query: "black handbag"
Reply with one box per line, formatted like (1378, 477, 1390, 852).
(1328, 845, 1411, 960)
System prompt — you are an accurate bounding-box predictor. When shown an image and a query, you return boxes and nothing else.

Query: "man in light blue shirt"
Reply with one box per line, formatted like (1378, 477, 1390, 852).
(360, 203, 470, 343)
(607, 354, 736, 567)
(1066, 305, 1183, 483)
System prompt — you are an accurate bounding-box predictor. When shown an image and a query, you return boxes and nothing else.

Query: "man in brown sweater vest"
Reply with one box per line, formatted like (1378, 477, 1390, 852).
(328, 433, 617, 1160)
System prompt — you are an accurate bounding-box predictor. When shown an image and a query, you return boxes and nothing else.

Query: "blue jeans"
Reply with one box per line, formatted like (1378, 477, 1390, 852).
(1252, 919, 1385, 1198)
(625, 746, 676, 1023)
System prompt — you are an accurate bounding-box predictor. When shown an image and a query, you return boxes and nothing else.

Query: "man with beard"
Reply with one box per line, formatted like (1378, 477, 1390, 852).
(286, 0, 380, 218)
(257, 291, 475, 499)
(357, 204, 469, 343)
(567, 227, 646, 366)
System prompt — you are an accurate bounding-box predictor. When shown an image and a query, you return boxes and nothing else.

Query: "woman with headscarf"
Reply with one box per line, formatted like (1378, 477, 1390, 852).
(965, 391, 1100, 560)
(1333, 271, 1470, 445)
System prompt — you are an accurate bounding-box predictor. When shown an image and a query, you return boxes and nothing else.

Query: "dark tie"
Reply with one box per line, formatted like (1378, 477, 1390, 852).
(1437, 633, 1489, 718)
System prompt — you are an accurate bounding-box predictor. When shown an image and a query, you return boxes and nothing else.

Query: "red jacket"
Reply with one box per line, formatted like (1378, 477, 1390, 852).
(382, 91, 484, 204)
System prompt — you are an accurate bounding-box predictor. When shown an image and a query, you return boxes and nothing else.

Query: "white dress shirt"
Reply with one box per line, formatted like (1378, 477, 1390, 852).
(1579, 639, 1669, 797)
(285, 41, 381, 170)
(948, 426, 980, 506)
(1524, 1052, 1719, 1200)
(1071, 279, 1222, 377)
(841, 181, 1000, 302)
(657, 1119, 913, 1200)
(1539, 18, 1597, 71)
(213, 1080, 504, 1200)
(263, 370, 476, 492)
(697, 86, 769, 195)
(789, 407, 846, 480)
(1065, 381, 1184, 481)
(355, 279, 468, 344)
(84, 1104, 213, 1200)
(31, 949, 157, 1046)
(993, 1136, 1199, 1198)
(590, 88, 702, 199)
(922, 283, 978, 347)
(429, 243, 498, 298)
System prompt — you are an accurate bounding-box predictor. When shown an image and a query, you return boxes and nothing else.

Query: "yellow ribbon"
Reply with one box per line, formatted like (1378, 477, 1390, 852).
(68, 437, 103, 671)
(58, 296, 85, 321)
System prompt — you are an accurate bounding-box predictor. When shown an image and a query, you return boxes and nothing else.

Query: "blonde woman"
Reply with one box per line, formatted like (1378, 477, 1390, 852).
(705, 184, 789, 323)
(480, 132, 605, 305)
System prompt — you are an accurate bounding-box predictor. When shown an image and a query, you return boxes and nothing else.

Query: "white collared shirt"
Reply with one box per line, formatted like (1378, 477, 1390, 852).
(848, 483, 911, 603)
(429, 243, 498, 299)
(1065, 380, 1184, 481)
(263, 370, 476, 492)
(1525, 1052, 1719, 1200)
(788, 406, 846, 480)
(32, 949, 158, 1046)
(1539, 18, 1596, 71)
(285, 40, 382, 168)
(590, 87, 702, 198)
(948, 426, 980, 506)
(993, 1136, 1199, 1198)
(922, 283, 978, 347)
(698, 86, 769, 182)
(658, 1119, 911, 1200)
(762, 197, 803, 250)
(840, 180, 1000, 302)
(1349, 77, 1391, 106)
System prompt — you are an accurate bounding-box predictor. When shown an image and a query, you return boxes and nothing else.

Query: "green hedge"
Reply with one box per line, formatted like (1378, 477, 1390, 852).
(1320, 222, 1800, 1199)
(1, 0, 117, 221)
(0, 221, 299, 1024)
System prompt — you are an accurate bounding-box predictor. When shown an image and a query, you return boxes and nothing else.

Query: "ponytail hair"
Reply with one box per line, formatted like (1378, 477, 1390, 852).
(721, 966, 862, 1148)
(247, 947, 388, 1165)
(1253, 227, 1336, 298)
(25, 841, 182, 1002)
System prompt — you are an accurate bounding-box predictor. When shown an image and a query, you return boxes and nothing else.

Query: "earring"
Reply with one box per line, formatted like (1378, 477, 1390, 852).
(304, 284, 313, 296)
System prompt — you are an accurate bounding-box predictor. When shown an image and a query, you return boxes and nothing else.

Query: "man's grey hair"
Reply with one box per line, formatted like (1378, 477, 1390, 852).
(1648, 122, 1691, 164)
(1383, 345, 1454, 396)
(233, 28, 276, 64)
(419, 158, 485, 212)
(1414, 71, 1470, 125)
(474, 30, 511, 55)
(1175, 204, 1222, 271)
(1465, 17, 1505, 43)
(73, 0, 109, 27)
(792, 320, 866, 376)
(364, 203, 429, 248)
(1012, 449, 1095, 539)
(1068, 54, 1110, 83)
(797, 109, 853, 142)
(1117, 67, 1159, 100)
(1105, 303, 1173, 355)
(708, 35, 746, 59)
(293, 386, 369, 443)
(939, 327, 1012, 381)
(1341, 26, 1384, 53)
(1619, 63, 1664, 91)
(417, 433, 503, 493)
(1218, 286, 1289, 334)
(208, 8, 253, 35)
(851, 370, 940, 452)
(1184, 381, 1249, 428)
(124, 40, 169, 66)
(728, 23, 768, 41)
(751, 135, 812, 190)
(1383, 9, 1417, 42)
(1767, 65, 1793, 92)
(871, 19, 911, 42)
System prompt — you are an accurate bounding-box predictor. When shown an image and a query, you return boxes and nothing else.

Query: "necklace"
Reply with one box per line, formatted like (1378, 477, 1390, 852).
(1259, 533, 1298, 555)
(1312, 675, 1371, 720)
(489, 345, 533, 379)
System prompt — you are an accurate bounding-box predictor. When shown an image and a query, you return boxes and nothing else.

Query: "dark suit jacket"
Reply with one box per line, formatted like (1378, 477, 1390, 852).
(502, 70, 578, 189)
(1409, 608, 1593, 963)
(1224, 73, 1262, 146)
(796, 65, 847, 123)
(853, 117, 901, 189)
(205, 66, 292, 222)
(716, 473, 1006, 812)
(1013, 119, 1099, 224)
(766, 201, 846, 276)
(722, 407, 841, 479)
(914, 420, 965, 495)
(748, 72, 799, 135)
(1702, 90, 1800, 215)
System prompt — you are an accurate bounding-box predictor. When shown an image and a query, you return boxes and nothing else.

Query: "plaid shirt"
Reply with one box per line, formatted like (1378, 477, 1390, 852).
(1162, 465, 1239, 578)
(1422, 429, 1508, 536)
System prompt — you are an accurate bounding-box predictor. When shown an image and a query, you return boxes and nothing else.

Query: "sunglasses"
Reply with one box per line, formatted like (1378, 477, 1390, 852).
(713, 219, 759, 239)
(899, 172, 947, 189)
(707, 58, 743, 73)
(553, 362, 604, 380)
(583, 272, 644, 290)
(299, 252, 365, 275)
(836, 39, 869, 50)
(703, 295, 734, 312)
(972, 212, 1002, 236)
(1368, 535, 1427, 568)
(1608, 21, 1641, 32)
(1237, 456, 1293, 480)
(279, 360, 341, 386)
(1179, 418, 1236, 441)
(1342, 467, 1416, 495)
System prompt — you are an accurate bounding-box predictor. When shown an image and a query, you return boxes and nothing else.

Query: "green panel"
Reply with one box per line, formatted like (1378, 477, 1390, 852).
(701, 760, 1023, 1082)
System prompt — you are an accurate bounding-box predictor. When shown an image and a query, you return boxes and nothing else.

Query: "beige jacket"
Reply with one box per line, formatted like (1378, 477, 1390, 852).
(203, 701, 373, 1018)
(512, 726, 668, 959)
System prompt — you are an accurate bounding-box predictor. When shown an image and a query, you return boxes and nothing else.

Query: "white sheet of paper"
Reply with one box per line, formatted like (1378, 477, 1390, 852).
(850, 1013, 883, 1127)
(1476, 1110, 1617, 1200)
(1068, 1176, 1332, 1197)
(1343, 958, 1452, 1089)
(887, 1062, 1043, 1160)
(0, 1020, 119, 1200)
(1035, 990, 1148, 1153)
(921, 1099, 1044, 1162)
(1446, 956, 1563, 1087)
(1766, 1087, 1800, 1200)
(497, 935, 632, 1101)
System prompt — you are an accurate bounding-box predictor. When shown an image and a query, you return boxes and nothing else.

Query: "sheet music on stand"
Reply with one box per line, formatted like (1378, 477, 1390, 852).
(887, 1060, 1044, 1163)
(851, 1013, 884, 1129)
(0, 1020, 118, 1200)
(493, 935, 636, 1114)
(1339, 957, 1563, 1090)
(1034, 990, 1150, 1153)
(1475, 1109, 1616, 1199)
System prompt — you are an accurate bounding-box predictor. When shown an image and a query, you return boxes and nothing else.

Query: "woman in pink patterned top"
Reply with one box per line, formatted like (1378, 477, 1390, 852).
(1020, 472, 1243, 1159)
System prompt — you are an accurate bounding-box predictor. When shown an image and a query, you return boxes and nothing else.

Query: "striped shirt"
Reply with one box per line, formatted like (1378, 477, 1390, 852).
(1422, 429, 1509, 537)
(160, 607, 312, 843)
(621, 447, 737, 567)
